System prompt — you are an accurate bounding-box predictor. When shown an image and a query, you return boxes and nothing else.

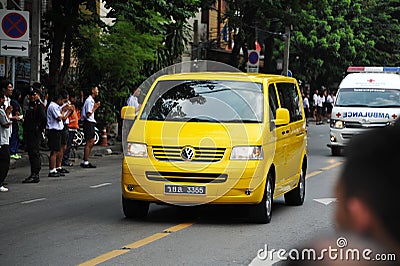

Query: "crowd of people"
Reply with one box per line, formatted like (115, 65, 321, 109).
(0, 80, 101, 190)
(301, 85, 336, 126)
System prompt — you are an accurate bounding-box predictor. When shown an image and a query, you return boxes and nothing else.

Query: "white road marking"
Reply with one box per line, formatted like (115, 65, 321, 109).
(21, 198, 46, 204)
(90, 183, 112, 188)
(249, 250, 283, 265)
(313, 198, 337, 205)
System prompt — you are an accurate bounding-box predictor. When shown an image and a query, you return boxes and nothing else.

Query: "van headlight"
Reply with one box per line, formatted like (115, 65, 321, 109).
(126, 143, 148, 157)
(331, 120, 344, 129)
(230, 146, 263, 160)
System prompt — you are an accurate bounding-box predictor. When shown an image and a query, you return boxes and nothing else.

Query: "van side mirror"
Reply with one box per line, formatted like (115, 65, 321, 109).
(121, 106, 136, 120)
(274, 108, 290, 126)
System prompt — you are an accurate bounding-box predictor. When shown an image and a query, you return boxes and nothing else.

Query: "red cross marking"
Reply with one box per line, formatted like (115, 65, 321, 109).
(336, 112, 341, 118)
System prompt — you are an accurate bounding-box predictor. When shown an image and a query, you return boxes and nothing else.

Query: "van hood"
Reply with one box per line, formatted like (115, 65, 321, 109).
(128, 120, 266, 147)
(332, 106, 400, 123)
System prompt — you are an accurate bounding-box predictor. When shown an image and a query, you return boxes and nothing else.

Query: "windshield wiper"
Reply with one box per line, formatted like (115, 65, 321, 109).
(336, 104, 370, 107)
(373, 105, 400, 108)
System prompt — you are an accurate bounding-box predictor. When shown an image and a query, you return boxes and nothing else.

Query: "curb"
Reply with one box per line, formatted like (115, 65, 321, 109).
(10, 142, 123, 169)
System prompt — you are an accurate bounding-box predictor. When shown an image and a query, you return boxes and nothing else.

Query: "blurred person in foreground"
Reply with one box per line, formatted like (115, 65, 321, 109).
(284, 126, 400, 265)
(22, 87, 47, 183)
(335, 126, 400, 253)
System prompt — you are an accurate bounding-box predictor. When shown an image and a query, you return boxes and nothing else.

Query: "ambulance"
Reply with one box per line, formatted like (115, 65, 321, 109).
(328, 66, 400, 156)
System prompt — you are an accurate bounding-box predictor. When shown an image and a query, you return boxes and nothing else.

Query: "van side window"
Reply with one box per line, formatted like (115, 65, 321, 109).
(276, 82, 303, 122)
(268, 84, 279, 119)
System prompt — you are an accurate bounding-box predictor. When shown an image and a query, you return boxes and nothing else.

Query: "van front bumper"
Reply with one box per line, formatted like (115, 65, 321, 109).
(121, 157, 269, 205)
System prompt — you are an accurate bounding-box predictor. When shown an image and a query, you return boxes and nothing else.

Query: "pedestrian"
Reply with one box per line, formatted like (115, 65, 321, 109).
(46, 90, 71, 177)
(62, 90, 79, 167)
(9, 89, 23, 159)
(325, 90, 334, 123)
(1, 80, 22, 153)
(316, 89, 325, 125)
(0, 91, 12, 192)
(127, 87, 141, 114)
(56, 91, 74, 175)
(312, 89, 318, 120)
(335, 125, 400, 253)
(80, 85, 100, 168)
(21, 87, 47, 183)
(302, 93, 310, 126)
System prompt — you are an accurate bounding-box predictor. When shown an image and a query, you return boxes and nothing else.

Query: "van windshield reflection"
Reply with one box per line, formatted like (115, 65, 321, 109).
(140, 80, 263, 123)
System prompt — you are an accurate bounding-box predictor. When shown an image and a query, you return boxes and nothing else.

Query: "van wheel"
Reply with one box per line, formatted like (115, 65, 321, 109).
(122, 196, 149, 219)
(250, 173, 273, 223)
(331, 147, 342, 156)
(284, 168, 306, 206)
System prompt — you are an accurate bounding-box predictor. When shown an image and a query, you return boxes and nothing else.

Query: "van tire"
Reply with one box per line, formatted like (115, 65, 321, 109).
(122, 196, 149, 219)
(284, 168, 306, 206)
(331, 147, 342, 156)
(250, 173, 273, 223)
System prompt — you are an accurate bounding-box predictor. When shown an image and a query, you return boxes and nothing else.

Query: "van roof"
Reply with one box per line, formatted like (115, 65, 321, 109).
(339, 72, 400, 89)
(156, 72, 298, 83)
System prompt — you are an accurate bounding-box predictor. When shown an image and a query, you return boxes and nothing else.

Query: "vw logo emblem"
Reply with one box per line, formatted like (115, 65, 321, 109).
(181, 147, 195, 160)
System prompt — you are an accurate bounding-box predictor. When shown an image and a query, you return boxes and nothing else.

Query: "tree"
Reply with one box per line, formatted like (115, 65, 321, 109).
(73, 16, 162, 124)
(43, 0, 101, 98)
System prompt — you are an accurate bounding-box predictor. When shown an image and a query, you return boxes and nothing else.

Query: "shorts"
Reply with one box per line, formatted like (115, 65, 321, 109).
(317, 106, 324, 116)
(83, 120, 96, 141)
(61, 125, 68, 145)
(47, 129, 62, 151)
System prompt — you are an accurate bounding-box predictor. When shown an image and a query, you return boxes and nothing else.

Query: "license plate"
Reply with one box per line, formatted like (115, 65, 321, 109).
(164, 184, 206, 195)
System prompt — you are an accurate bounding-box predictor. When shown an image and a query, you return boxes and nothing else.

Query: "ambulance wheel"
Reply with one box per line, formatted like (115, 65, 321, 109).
(250, 173, 273, 223)
(331, 147, 342, 156)
(122, 196, 149, 219)
(284, 168, 306, 206)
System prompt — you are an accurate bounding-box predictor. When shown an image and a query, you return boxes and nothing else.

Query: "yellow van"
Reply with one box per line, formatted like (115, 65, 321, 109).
(121, 72, 307, 223)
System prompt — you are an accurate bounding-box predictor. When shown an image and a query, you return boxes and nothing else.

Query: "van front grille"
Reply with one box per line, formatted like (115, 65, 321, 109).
(146, 171, 227, 183)
(152, 146, 225, 162)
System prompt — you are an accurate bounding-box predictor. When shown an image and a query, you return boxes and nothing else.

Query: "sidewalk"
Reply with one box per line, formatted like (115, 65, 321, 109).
(10, 141, 123, 170)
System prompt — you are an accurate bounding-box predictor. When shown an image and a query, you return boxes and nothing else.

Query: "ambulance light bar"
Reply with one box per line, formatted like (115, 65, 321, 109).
(347, 66, 400, 73)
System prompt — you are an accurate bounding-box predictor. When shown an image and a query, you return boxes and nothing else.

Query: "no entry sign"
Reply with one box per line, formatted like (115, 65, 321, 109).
(0, 10, 29, 41)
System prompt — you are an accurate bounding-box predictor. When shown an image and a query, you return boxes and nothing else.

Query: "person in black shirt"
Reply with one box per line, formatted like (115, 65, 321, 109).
(22, 87, 47, 183)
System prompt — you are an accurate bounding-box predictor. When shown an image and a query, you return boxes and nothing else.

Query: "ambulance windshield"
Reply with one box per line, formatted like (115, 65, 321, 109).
(335, 88, 400, 108)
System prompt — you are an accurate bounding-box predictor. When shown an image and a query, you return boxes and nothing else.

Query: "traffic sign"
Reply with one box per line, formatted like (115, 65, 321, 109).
(248, 50, 260, 65)
(0, 40, 28, 57)
(0, 10, 29, 41)
(247, 50, 260, 73)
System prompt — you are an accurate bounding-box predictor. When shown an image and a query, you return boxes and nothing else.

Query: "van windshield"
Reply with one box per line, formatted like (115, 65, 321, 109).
(140, 80, 263, 123)
(335, 88, 400, 107)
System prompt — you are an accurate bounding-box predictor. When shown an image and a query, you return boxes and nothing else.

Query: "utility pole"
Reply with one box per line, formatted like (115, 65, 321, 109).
(282, 26, 290, 76)
(30, 0, 41, 83)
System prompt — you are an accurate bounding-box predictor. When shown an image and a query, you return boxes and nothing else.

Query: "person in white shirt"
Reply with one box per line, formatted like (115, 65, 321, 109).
(80, 85, 100, 168)
(127, 87, 141, 114)
(316, 90, 325, 125)
(0, 91, 12, 192)
(326, 91, 334, 123)
(303, 94, 310, 126)
(312, 89, 318, 120)
(46, 90, 71, 177)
